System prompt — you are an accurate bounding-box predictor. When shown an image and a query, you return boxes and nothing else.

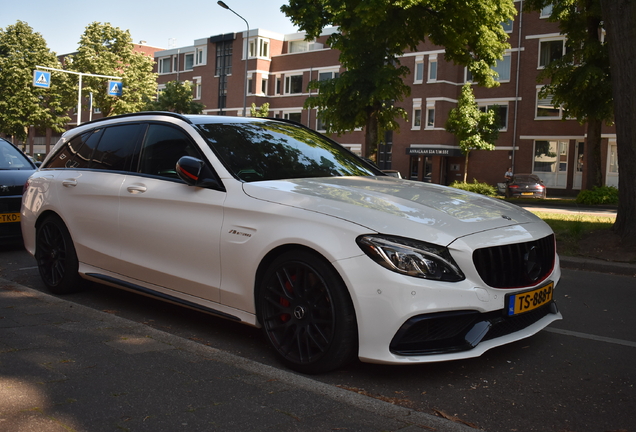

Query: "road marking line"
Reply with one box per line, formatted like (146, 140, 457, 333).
(546, 327, 636, 348)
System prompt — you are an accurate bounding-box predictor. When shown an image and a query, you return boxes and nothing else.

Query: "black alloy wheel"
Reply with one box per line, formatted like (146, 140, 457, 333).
(258, 250, 358, 374)
(35, 215, 83, 294)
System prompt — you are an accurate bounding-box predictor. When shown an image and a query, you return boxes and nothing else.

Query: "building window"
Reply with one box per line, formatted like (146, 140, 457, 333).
(249, 37, 270, 59)
(414, 56, 424, 84)
(492, 54, 511, 81)
(193, 77, 202, 100)
(316, 112, 329, 131)
(276, 77, 282, 94)
(261, 77, 268, 95)
(428, 56, 438, 81)
(534, 140, 567, 173)
(413, 109, 422, 128)
(184, 53, 194, 70)
(480, 104, 508, 130)
(608, 143, 618, 173)
(284, 112, 302, 123)
(502, 19, 513, 33)
(319, 71, 339, 81)
(536, 89, 562, 118)
(216, 41, 232, 76)
(539, 39, 565, 68)
(412, 98, 422, 130)
(196, 48, 205, 65)
(159, 57, 172, 74)
(540, 5, 553, 18)
(285, 74, 304, 94)
(427, 108, 435, 128)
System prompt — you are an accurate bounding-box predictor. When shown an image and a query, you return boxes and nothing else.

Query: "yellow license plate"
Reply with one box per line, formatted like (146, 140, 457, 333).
(521, 192, 534, 196)
(506, 282, 554, 316)
(0, 213, 20, 223)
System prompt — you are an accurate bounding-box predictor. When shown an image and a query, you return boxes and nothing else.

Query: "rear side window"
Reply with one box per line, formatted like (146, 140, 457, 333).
(90, 124, 144, 171)
(45, 124, 143, 172)
(138, 124, 202, 179)
(46, 129, 102, 169)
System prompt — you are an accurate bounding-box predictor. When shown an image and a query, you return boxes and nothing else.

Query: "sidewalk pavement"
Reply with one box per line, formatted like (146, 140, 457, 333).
(0, 277, 475, 432)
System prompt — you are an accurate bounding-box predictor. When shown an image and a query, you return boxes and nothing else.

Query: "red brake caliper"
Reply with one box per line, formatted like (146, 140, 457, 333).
(279, 274, 296, 322)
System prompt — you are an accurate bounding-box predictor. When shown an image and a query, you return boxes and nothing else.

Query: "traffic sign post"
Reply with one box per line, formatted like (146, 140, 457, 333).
(34, 66, 122, 125)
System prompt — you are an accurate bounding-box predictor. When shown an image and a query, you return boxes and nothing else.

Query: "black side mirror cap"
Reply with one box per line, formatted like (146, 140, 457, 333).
(176, 156, 224, 191)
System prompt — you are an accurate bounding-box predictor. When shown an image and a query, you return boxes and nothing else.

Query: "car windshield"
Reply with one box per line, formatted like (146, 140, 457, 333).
(0, 139, 34, 170)
(195, 120, 382, 182)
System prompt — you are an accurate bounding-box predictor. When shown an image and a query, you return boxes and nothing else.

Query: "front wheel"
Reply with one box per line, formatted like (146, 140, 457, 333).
(35, 215, 83, 294)
(257, 250, 358, 374)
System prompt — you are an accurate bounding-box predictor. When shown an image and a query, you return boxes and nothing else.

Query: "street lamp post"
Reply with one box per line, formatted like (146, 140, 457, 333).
(217, 1, 249, 117)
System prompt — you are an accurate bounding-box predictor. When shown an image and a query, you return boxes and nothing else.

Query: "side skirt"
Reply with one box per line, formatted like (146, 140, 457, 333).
(85, 273, 242, 322)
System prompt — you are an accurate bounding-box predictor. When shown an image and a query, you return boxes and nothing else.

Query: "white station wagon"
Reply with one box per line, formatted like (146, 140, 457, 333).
(22, 113, 562, 373)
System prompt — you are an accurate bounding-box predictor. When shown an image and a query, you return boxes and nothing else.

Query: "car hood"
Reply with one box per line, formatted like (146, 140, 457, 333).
(242, 176, 543, 246)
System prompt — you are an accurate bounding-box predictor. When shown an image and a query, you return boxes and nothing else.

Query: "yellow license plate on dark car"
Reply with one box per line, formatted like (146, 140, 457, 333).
(0, 212, 20, 223)
(506, 282, 554, 316)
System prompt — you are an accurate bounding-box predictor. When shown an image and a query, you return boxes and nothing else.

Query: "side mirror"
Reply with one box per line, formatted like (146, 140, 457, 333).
(176, 156, 224, 190)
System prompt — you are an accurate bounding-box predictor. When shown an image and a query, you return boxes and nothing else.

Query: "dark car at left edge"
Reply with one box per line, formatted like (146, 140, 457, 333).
(0, 137, 37, 241)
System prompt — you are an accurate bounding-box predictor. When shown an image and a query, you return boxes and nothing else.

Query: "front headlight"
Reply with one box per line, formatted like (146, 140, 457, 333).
(356, 235, 465, 282)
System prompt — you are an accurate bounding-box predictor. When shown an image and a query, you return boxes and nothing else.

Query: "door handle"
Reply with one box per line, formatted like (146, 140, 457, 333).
(127, 184, 147, 194)
(62, 179, 77, 187)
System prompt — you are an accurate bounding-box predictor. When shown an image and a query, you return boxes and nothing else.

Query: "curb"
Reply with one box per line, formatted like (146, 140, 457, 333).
(559, 255, 636, 277)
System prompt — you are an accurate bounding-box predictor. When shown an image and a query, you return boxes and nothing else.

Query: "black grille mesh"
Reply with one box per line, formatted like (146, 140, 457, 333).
(472, 234, 555, 288)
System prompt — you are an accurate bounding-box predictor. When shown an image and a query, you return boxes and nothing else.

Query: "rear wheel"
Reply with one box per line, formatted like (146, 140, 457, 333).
(257, 250, 358, 374)
(35, 215, 83, 294)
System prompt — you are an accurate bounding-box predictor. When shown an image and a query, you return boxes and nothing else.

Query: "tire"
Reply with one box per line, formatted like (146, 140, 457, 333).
(257, 250, 358, 374)
(35, 215, 83, 294)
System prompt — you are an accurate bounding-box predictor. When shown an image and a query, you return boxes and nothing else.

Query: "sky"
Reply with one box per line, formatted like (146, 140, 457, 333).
(2, 0, 299, 54)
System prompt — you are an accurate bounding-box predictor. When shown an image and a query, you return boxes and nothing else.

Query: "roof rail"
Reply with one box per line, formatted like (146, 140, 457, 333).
(76, 111, 194, 128)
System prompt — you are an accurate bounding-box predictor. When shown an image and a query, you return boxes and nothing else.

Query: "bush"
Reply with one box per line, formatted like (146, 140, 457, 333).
(449, 179, 498, 197)
(575, 186, 619, 205)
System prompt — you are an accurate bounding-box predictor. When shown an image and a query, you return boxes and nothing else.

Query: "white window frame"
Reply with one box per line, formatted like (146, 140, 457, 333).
(261, 77, 268, 96)
(479, 102, 509, 131)
(428, 54, 438, 82)
(426, 104, 436, 129)
(538, 37, 566, 69)
(412, 98, 422, 130)
(492, 54, 511, 82)
(158, 57, 172, 74)
(184, 53, 194, 71)
(414, 55, 424, 84)
(193, 77, 202, 100)
(196, 47, 206, 65)
(249, 37, 271, 59)
(536, 87, 563, 119)
(284, 74, 304, 95)
(540, 5, 553, 18)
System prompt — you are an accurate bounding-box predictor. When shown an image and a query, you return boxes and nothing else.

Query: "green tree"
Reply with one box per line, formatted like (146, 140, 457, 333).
(250, 102, 270, 118)
(281, 0, 515, 158)
(445, 83, 500, 182)
(600, 0, 636, 243)
(0, 21, 72, 142)
(68, 22, 157, 117)
(525, 0, 612, 190)
(146, 80, 204, 114)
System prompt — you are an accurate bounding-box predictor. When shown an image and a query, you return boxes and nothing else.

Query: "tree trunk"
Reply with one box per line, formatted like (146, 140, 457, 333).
(601, 0, 636, 245)
(584, 117, 603, 189)
(463, 151, 470, 183)
(364, 110, 379, 160)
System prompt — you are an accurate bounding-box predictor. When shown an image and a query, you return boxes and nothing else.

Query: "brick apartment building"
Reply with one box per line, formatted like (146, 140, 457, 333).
(153, 2, 618, 195)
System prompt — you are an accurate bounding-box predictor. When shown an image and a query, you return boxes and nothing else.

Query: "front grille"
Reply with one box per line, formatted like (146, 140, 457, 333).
(473, 234, 555, 288)
(389, 302, 557, 356)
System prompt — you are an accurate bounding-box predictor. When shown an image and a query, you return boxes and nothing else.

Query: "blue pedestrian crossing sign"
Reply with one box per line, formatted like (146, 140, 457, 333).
(33, 70, 51, 88)
(108, 81, 123, 96)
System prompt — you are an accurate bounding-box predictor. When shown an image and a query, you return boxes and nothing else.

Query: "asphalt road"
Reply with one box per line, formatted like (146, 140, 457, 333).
(1, 241, 634, 432)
